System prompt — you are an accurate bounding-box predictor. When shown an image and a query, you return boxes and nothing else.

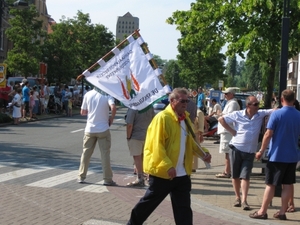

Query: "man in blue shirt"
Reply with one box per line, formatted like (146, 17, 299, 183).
(250, 89, 300, 220)
(197, 87, 206, 114)
(218, 95, 272, 211)
(22, 81, 30, 118)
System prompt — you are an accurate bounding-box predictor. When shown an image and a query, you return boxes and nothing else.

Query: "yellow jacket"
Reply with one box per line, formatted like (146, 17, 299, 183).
(143, 104, 209, 179)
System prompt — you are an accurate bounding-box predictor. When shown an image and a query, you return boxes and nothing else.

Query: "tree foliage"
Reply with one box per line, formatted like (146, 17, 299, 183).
(5, 5, 46, 77)
(43, 11, 115, 83)
(161, 60, 184, 89)
(167, 1, 226, 89)
(168, 0, 300, 107)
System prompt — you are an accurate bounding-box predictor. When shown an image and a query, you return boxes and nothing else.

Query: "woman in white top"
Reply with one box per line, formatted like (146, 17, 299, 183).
(12, 88, 22, 124)
(32, 85, 40, 116)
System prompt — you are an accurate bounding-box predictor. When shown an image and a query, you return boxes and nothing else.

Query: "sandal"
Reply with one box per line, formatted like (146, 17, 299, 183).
(233, 198, 241, 207)
(249, 211, 268, 220)
(286, 205, 295, 213)
(273, 211, 287, 220)
(215, 172, 231, 178)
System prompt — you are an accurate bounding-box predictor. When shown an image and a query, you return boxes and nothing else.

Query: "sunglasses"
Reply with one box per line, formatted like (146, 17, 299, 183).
(177, 99, 190, 103)
(249, 102, 260, 106)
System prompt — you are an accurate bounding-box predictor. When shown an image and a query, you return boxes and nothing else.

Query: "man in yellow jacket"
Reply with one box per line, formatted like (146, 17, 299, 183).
(127, 88, 212, 225)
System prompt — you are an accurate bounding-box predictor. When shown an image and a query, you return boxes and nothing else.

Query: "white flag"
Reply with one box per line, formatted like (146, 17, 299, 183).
(82, 35, 170, 110)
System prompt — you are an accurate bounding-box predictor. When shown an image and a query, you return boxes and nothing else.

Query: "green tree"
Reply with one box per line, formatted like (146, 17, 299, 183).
(176, 43, 226, 89)
(240, 61, 262, 91)
(225, 55, 237, 86)
(43, 11, 115, 83)
(152, 55, 167, 69)
(167, 2, 226, 89)
(167, 0, 300, 108)
(5, 4, 46, 77)
(162, 60, 183, 88)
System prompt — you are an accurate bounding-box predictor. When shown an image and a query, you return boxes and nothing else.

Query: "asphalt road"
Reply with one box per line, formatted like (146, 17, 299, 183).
(1, 107, 133, 177)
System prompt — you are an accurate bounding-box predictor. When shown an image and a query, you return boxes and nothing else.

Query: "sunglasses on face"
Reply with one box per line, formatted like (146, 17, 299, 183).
(249, 102, 260, 106)
(177, 99, 190, 103)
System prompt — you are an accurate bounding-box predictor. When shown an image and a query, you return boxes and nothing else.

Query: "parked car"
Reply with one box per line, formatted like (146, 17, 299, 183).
(234, 93, 251, 109)
(218, 93, 250, 110)
(153, 102, 166, 114)
(7, 77, 39, 87)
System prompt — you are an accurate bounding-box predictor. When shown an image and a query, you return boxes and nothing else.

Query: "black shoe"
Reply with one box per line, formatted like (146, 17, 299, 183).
(213, 141, 220, 144)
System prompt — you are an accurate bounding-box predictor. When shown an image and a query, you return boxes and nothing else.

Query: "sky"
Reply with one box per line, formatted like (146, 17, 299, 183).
(46, 0, 195, 61)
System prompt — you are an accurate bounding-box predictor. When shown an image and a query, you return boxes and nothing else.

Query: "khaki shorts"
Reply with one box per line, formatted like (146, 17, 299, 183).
(127, 139, 145, 156)
(219, 133, 233, 154)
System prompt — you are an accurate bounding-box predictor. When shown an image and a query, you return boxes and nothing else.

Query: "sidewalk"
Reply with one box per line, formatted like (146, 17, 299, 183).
(0, 107, 81, 127)
(190, 140, 300, 224)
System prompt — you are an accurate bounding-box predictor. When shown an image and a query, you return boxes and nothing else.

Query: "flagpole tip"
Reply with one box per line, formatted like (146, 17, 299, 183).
(76, 74, 84, 81)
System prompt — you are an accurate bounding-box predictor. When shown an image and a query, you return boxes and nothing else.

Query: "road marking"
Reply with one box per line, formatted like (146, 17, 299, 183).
(26, 170, 94, 188)
(0, 167, 54, 182)
(0, 162, 113, 193)
(71, 128, 84, 133)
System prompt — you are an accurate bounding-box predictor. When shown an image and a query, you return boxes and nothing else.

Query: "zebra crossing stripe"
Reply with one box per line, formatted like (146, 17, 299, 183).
(0, 167, 54, 182)
(26, 170, 94, 188)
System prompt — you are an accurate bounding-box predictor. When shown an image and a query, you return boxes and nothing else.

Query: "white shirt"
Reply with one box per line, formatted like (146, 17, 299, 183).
(81, 89, 115, 133)
(217, 99, 240, 134)
(212, 103, 222, 119)
(224, 109, 273, 153)
(176, 121, 187, 177)
(256, 93, 263, 101)
(33, 91, 39, 101)
(44, 86, 50, 96)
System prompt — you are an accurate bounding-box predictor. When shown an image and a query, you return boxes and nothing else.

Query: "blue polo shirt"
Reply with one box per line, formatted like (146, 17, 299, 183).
(267, 106, 300, 163)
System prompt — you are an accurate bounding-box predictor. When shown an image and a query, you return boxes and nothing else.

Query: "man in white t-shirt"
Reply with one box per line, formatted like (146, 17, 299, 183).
(204, 98, 222, 132)
(77, 88, 117, 186)
(216, 88, 240, 178)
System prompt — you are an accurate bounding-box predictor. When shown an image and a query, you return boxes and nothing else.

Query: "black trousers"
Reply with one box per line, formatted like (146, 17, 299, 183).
(127, 175, 192, 225)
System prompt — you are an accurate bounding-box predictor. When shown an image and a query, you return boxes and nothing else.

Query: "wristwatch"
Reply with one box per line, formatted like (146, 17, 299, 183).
(259, 149, 264, 153)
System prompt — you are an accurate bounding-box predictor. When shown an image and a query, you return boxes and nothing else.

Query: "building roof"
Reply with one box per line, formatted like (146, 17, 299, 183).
(123, 12, 133, 17)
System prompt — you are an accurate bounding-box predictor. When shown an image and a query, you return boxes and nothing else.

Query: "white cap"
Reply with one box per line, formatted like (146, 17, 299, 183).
(222, 87, 236, 94)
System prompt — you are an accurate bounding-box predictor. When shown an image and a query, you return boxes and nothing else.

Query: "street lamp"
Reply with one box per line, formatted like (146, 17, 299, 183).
(279, 0, 290, 98)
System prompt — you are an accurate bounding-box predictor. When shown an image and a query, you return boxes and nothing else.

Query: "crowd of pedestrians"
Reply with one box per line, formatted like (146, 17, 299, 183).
(5, 80, 299, 223)
(0, 78, 92, 124)
(74, 85, 300, 223)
